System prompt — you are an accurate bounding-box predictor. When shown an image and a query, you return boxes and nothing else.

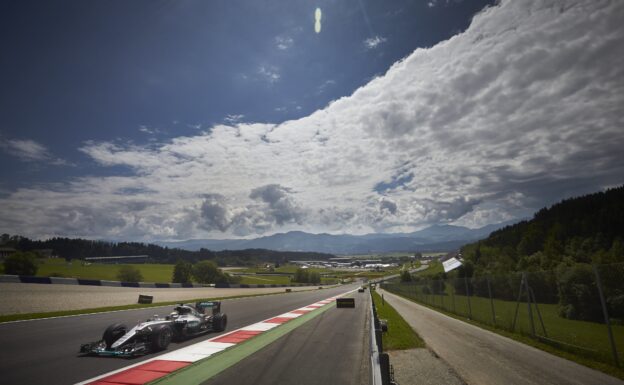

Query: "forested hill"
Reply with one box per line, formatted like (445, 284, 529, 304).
(461, 185, 624, 274)
(0, 235, 335, 265)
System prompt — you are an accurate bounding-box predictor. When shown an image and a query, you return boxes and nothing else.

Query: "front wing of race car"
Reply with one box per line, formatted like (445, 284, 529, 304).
(79, 340, 150, 357)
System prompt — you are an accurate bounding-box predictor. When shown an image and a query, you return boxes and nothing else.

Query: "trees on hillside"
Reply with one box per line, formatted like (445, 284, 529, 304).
(1, 233, 335, 266)
(461, 185, 624, 274)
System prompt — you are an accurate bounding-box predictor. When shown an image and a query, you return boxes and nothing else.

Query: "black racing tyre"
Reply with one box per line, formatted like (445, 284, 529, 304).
(151, 325, 173, 351)
(213, 313, 227, 332)
(103, 323, 127, 348)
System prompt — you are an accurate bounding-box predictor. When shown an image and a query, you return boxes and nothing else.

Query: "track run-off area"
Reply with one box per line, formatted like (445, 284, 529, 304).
(0, 283, 364, 385)
(378, 288, 624, 385)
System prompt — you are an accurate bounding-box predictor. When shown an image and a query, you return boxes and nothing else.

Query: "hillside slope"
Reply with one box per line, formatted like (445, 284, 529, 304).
(461, 185, 624, 273)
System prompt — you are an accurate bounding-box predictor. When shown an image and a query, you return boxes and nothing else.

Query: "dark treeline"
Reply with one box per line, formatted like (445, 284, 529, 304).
(0, 234, 335, 266)
(431, 185, 624, 322)
(461, 185, 624, 274)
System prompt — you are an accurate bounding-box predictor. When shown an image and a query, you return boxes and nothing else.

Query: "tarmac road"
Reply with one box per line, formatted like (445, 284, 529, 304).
(203, 291, 371, 385)
(379, 288, 624, 385)
(0, 283, 360, 385)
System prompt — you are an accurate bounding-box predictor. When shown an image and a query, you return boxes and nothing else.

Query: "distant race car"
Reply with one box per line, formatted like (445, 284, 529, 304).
(79, 301, 227, 357)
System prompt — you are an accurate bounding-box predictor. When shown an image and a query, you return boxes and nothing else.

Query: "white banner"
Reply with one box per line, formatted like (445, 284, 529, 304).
(443, 257, 463, 273)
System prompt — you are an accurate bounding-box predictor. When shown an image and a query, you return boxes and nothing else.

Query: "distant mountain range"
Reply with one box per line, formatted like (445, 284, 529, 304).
(155, 220, 519, 254)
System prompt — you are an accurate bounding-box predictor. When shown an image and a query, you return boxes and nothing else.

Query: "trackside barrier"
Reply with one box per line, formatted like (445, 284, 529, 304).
(370, 292, 383, 385)
(336, 297, 355, 308)
(138, 295, 154, 304)
(370, 291, 397, 385)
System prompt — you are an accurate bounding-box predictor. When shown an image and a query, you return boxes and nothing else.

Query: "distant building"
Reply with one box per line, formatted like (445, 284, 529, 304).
(84, 255, 149, 264)
(0, 247, 17, 259)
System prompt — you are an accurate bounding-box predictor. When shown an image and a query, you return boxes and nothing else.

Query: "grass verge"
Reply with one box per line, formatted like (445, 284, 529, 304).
(383, 283, 624, 365)
(414, 261, 443, 277)
(383, 288, 624, 380)
(372, 290, 425, 350)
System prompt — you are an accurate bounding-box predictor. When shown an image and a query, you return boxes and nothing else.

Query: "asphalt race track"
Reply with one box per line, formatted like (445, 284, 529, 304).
(203, 291, 371, 385)
(0, 283, 361, 385)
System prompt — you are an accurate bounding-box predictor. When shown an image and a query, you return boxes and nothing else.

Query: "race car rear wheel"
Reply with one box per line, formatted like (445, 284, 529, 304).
(103, 323, 127, 348)
(151, 325, 173, 351)
(213, 313, 227, 332)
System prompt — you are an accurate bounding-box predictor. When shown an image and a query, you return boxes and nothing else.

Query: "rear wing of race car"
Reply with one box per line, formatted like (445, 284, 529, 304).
(195, 300, 221, 315)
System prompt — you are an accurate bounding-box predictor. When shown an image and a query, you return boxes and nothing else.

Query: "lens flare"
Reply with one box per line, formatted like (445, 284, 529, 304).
(315, 8, 322, 33)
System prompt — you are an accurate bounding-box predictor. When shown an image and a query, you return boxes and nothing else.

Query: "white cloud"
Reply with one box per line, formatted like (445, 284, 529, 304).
(1, 0, 623, 239)
(428, 0, 462, 8)
(258, 65, 280, 83)
(364, 36, 387, 49)
(275, 35, 294, 50)
(138, 125, 159, 135)
(224, 114, 245, 124)
(317, 79, 336, 94)
(0, 138, 68, 166)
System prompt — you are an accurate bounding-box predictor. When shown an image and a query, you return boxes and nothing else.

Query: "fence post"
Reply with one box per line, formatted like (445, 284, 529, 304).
(452, 285, 456, 314)
(511, 274, 525, 332)
(487, 276, 496, 327)
(440, 279, 445, 310)
(529, 287, 548, 338)
(465, 276, 472, 319)
(593, 264, 620, 367)
(524, 273, 536, 337)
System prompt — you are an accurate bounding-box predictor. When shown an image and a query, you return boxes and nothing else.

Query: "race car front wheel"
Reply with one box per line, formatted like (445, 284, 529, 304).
(151, 325, 173, 351)
(103, 323, 127, 348)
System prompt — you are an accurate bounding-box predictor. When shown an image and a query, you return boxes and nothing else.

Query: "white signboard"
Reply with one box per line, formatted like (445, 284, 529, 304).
(443, 257, 463, 273)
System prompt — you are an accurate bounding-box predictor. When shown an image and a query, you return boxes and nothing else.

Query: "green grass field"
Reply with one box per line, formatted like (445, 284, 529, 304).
(237, 275, 292, 285)
(4, 259, 395, 285)
(384, 282, 624, 373)
(414, 260, 443, 276)
(229, 264, 333, 274)
(229, 263, 402, 284)
(372, 290, 425, 350)
(25, 259, 339, 285)
(34, 258, 175, 282)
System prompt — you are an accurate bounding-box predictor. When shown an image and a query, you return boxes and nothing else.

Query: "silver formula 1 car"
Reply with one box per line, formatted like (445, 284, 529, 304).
(79, 301, 227, 357)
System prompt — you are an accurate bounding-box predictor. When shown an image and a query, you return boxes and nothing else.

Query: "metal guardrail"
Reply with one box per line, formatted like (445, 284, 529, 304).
(370, 290, 383, 385)
(369, 288, 397, 385)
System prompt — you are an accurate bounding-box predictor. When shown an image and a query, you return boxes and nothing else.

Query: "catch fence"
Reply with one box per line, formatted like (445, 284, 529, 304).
(381, 262, 624, 368)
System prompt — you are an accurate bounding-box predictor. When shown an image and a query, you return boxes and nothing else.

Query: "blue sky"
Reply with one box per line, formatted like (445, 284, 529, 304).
(1, 0, 492, 187)
(1, 0, 623, 241)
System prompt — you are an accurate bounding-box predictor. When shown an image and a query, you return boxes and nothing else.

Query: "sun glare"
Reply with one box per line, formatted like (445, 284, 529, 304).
(315, 8, 322, 33)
